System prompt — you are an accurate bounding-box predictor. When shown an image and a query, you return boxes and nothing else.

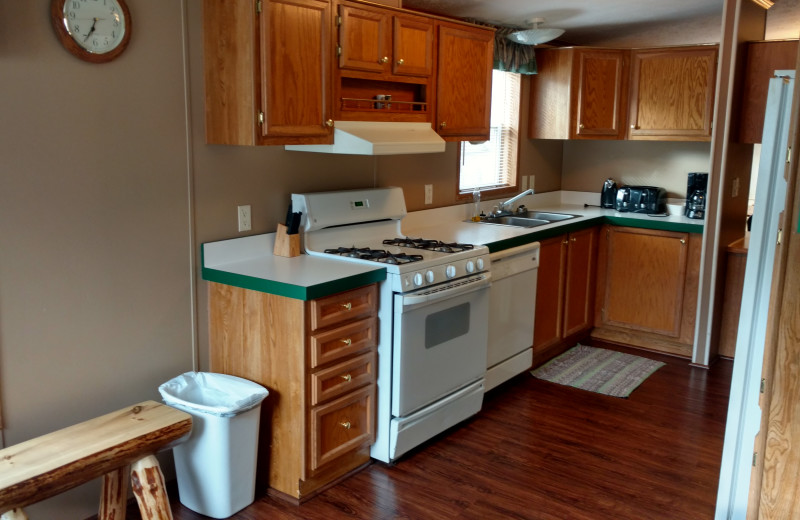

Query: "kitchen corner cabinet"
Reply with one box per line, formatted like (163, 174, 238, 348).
(739, 40, 798, 144)
(208, 282, 378, 501)
(435, 21, 494, 140)
(591, 225, 702, 357)
(529, 48, 629, 140)
(203, 0, 333, 145)
(532, 227, 599, 366)
(627, 45, 718, 141)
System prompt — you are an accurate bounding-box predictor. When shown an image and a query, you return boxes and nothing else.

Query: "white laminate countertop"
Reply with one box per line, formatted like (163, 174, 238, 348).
(202, 234, 386, 300)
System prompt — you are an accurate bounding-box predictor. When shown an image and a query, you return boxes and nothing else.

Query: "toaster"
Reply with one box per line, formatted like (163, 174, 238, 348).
(615, 186, 667, 213)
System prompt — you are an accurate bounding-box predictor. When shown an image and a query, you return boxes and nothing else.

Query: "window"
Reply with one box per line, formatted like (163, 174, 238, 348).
(458, 70, 521, 195)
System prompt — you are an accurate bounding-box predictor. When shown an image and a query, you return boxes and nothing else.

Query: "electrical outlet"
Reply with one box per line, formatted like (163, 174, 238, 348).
(530, 175, 535, 191)
(424, 184, 433, 204)
(521, 176, 529, 190)
(732, 177, 740, 198)
(238, 205, 251, 232)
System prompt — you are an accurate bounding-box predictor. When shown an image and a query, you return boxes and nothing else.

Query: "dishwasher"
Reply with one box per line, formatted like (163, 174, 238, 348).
(485, 241, 540, 391)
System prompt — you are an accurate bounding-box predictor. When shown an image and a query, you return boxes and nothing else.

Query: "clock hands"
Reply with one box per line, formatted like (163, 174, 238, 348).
(83, 17, 105, 42)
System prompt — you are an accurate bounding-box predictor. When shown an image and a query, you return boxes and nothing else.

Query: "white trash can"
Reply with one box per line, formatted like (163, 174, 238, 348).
(159, 371, 269, 519)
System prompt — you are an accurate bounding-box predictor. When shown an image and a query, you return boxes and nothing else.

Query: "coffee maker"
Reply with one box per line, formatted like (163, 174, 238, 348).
(684, 172, 708, 219)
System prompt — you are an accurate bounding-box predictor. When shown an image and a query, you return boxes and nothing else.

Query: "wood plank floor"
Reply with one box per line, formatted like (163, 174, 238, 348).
(150, 344, 733, 520)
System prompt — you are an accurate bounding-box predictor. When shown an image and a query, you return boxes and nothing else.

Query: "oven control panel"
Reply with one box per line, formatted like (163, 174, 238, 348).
(396, 253, 490, 293)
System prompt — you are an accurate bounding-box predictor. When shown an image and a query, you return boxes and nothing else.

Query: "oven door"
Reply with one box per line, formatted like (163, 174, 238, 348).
(391, 273, 491, 417)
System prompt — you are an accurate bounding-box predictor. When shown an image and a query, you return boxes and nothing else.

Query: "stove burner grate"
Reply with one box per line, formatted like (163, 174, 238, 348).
(382, 237, 475, 253)
(323, 247, 424, 264)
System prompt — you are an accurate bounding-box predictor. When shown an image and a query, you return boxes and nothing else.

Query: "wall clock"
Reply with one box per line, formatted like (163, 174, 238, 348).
(50, 0, 132, 63)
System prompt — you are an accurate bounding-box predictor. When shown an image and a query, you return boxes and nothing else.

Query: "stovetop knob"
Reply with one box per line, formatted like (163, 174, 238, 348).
(413, 273, 424, 287)
(446, 265, 456, 279)
(476, 258, 485, 271)
(425, 270, 435, 284)
(465, 260, 475, 273)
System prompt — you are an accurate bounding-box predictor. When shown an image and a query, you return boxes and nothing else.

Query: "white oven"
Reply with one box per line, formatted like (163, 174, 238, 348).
(392, 273, 490, 416)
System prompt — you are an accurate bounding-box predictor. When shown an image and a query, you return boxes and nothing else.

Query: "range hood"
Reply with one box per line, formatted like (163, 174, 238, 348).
(285, 121, 446, 155)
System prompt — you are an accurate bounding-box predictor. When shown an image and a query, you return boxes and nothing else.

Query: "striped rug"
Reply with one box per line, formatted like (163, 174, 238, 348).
(531, 344, 665, 398)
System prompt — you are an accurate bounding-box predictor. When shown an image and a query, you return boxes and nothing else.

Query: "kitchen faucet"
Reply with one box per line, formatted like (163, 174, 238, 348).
(493, 189, 535, 216)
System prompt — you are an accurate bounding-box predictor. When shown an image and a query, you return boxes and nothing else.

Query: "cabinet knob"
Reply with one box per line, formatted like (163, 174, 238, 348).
(630, 124, 638, 129)
(341, 302, 352, 311)
(579, 123, 585, 129)
(562, 239, 569, 245)
(571, 237, 577, 242)
(396, 58, 404, 65)
(341, 338, 352, 346)
(439, 121, 447, 129)
(379, 56, 389, 63)
(680, 238, 686, 245)
(341, 373, 352, 382)
(325, 119, 333, 127)
(340, 421, 352, 430)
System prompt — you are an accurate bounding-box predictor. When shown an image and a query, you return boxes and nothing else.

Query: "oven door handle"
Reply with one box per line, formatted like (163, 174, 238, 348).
(398, 272, 492, 312)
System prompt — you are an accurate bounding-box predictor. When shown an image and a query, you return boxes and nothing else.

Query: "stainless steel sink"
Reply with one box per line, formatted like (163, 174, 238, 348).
(469, 211, 580, 228)
(492, 216, 550, 228)
(519, 211, 578, 222)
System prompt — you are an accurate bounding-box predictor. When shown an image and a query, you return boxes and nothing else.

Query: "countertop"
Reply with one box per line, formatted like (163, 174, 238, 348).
(201, 191, 704, 299)
(202, 234, 386, 301)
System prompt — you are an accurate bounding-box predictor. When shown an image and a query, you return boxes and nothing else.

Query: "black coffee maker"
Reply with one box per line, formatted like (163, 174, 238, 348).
(684, 172, 708, 219)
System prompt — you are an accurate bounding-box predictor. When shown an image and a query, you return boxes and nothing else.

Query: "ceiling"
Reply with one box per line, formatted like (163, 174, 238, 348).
(401, 0, 727, 45)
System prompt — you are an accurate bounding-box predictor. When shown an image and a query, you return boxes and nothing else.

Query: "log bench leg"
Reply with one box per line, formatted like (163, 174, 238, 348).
(0, 509, 29, 520)
(131, 455, 173, 520)
(99, 466, 129, 520)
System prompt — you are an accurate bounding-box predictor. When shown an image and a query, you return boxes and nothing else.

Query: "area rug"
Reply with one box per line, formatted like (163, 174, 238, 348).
(531, 344, 665, 398)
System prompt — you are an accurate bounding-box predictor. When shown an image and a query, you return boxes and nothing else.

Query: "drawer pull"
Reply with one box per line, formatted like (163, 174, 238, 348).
(341, 302, 352, 311)
(341, 373, 352, 382)
(340, 421, 352, 430)
(341, 338, 352, 346)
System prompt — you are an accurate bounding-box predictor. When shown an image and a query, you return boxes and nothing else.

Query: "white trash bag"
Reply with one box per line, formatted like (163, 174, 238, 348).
(158, 371, 268, 417)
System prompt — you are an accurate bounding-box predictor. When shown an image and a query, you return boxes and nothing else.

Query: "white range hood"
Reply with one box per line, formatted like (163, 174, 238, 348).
(285, 121, 446, 155)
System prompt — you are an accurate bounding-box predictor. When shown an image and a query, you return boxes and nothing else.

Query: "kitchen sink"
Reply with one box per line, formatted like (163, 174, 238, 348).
(520, 211, 578, 222)
(469, 211, 580, 228)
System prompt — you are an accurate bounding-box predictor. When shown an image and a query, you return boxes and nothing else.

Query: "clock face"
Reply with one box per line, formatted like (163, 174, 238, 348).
(62, 0, 127, 54)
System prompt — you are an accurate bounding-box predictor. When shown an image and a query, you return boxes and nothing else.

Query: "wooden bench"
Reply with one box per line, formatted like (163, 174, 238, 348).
(0, 401, 192, 520)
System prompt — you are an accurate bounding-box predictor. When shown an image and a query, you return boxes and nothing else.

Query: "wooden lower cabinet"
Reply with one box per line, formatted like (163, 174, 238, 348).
(208, 282, 378, 501)
(591, 225, 702, 357)
(532, 226, 599, 366)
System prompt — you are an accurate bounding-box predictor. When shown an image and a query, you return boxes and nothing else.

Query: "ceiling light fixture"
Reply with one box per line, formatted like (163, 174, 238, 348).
(750, 0, 774, 8)
(507, 17, 565, 46)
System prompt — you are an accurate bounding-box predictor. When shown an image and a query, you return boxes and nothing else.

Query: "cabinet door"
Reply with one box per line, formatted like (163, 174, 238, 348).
(601, 227, 689, 337)
(533, 235, 568, 353)
(262, 0, 332, 138)
(392, 14, 433, 77)
(435, 23, 494, 139)
(628, 46, 717, 141)
(339, 5, 391, 74)
(563, 227, 598, 337)
(572, 49, 629, 139)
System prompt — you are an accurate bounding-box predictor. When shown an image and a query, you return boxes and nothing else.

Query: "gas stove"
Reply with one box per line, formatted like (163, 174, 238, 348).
(292, 187, 489, 293)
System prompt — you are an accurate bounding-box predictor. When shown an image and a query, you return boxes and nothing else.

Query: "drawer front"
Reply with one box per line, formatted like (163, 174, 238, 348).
(311, 350, 376, 406)
(310, 316, 378, 368)
(310, 385, 375, 473)
(309, 284, 377, 331)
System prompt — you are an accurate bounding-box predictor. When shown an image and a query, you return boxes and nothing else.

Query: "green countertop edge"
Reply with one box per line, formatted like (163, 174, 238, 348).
(202, 266, 386, 300)
(200, 245, 386, 301)
(486, 216, 704, 253)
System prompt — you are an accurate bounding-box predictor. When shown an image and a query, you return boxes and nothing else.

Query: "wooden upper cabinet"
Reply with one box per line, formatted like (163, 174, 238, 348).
(529, 47, 629, 140)
(338, 4, 433, 78)
(435, 22, 494, 140)
(739, 40, 798, 144)
(627, 45, 718, 141)
(338, 5, 391, 74)
(262, 0, 333, 138)
(203, 0, 333, 145)
(392, 14, 434, 77)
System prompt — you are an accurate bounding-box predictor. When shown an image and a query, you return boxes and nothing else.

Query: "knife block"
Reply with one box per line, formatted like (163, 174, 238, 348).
(273, 224, 301, 258)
